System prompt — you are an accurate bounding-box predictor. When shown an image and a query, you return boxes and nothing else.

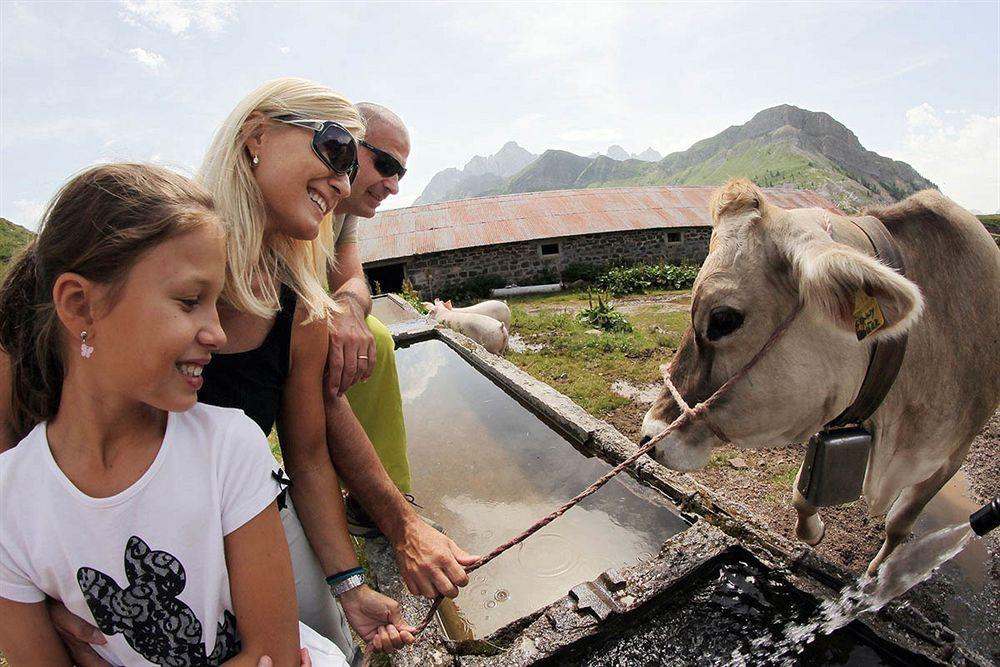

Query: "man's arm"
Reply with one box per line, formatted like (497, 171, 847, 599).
(324, 393, 478, 599)
(327, 242, 372, 317)
(326, 242, 376, 395)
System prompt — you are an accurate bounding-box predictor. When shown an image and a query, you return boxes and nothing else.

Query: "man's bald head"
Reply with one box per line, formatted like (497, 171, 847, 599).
(357, 103, 410, 143)
(336, 103, 411, 219)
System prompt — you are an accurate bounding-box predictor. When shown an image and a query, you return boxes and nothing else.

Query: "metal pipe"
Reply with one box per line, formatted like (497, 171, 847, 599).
(969, 497, 1000, 536)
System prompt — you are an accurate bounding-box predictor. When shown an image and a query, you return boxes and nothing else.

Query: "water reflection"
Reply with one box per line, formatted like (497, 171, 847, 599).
(395, 339, 687, 638)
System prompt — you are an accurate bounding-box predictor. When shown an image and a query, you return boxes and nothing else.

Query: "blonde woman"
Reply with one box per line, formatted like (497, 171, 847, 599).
(7, 79, 474, 666)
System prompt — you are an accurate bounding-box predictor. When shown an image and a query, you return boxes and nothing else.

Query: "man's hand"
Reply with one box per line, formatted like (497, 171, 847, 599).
(326, 296, 376, 396)
(394, 520, 479, 599)
(46, 598, 110, 667)
(339, 585, 415, 651)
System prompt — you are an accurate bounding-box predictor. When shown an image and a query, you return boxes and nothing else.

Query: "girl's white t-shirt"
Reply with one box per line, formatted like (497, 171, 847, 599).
(0, 403, 283, 666)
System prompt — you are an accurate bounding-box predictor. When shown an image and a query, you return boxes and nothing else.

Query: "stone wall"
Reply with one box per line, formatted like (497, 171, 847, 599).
(393, 227, 710, 297)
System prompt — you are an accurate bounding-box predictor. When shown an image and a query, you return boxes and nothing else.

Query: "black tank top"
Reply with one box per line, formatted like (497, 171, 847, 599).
(199, 285, 297, 435)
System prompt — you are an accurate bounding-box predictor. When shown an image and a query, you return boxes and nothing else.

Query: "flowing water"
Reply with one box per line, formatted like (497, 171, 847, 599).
(395, 338, 688, 639)
(545, 556, 918, 667)
(736, 523, 977, 666)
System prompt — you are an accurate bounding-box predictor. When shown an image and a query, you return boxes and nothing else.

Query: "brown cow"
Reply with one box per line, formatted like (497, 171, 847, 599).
(640, 179, 1000, 574)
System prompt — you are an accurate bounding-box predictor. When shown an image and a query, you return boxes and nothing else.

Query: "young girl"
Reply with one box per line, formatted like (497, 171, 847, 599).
(0, 164, 327, 666)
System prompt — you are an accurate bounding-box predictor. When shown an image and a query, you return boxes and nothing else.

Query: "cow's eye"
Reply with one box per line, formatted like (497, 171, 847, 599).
(707, 307, 744, 341)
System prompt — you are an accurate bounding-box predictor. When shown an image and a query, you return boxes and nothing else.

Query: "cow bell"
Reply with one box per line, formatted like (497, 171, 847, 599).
(797, 426, 872, 507)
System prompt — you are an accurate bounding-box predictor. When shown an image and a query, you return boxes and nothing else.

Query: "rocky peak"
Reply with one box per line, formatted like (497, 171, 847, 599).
(463, 141, 537, 177)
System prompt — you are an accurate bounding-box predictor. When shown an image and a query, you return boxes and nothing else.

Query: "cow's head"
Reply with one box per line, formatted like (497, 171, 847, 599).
(641, 180, 923, 471)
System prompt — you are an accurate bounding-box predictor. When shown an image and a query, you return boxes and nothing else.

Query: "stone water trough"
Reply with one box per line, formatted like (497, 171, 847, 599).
(364, 295, 990, 666)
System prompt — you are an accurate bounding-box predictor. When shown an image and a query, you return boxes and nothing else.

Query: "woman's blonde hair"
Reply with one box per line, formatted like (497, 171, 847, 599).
(197, 77, 365, 321)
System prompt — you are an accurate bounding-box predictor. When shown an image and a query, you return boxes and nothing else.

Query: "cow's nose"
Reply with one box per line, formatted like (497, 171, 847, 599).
(639, 435, 652, 446)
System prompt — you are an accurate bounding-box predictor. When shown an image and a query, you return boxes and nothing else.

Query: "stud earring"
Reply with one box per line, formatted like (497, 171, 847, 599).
(80, 331, 94, 359)
(251, 154, 260, 167)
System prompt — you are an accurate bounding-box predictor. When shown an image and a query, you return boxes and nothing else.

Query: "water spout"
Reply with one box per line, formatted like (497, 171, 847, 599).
(969, 497, 1000, 536)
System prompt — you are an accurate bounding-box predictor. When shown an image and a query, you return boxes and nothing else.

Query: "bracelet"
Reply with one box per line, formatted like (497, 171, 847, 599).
(325, 567, 363, 586)
(328, 571, 367, 597)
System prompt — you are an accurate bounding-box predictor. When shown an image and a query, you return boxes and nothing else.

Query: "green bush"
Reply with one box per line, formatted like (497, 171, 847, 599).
(562, 262, 605, 283)
(435, 274, 507, 303)
(577, 293, 632, 332)
(399, 278, 427, 314)
(595, 261, 699, 295)
(526, 267, 559, 285)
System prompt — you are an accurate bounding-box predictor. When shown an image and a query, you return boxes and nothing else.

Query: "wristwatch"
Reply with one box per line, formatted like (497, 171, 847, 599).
(328, 571, 367, 597)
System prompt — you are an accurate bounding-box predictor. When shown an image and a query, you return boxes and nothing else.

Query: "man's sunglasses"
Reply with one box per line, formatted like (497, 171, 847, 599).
(271, 114, 359, 183)
(360, 140, 407, 181)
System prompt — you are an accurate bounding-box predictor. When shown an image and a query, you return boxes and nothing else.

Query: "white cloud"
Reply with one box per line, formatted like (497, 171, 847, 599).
(13, 199, 46, 230)
(129, 47, 166, 71)
(891, 104, 1000, 213)
(904, 103, 942, 130)
(120, 0, 235, 35)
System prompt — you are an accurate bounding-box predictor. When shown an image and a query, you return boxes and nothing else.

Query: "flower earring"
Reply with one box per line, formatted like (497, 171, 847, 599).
(251, 154, 260, 167)
(80, 331, 94, 359)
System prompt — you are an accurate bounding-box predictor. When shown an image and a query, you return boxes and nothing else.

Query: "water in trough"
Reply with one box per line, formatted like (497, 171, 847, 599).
(370, 295, 416, 325)
(394, 338, 688, 639)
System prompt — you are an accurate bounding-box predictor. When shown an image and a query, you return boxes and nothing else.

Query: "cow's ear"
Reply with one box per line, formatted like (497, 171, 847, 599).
(445, 300, 453, 309)
(795, 243, 923, 340)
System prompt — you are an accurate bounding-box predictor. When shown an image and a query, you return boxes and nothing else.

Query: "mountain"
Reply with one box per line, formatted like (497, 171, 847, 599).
(591, 145, 663, 162)
(635, 147, 663, 162)
(463, 141, 537, 177)
(414, 141, 536, 204)
(1, 217, 35, 276)
(414, 105, 936, 212)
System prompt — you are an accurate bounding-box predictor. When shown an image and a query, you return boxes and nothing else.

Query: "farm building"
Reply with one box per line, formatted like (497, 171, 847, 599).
(358, 185, 839, 297)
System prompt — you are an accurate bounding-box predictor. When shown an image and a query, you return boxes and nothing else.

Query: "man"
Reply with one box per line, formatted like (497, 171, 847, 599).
(321, 103, 479, 601)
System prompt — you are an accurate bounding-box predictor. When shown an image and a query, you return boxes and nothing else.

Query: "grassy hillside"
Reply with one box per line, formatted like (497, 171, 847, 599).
(978, 214, 1000, 231)
(0, 217, 34, 276)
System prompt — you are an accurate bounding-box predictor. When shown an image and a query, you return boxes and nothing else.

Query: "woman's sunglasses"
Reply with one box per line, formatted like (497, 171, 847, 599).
(360, 140, 407, 181)
(271, 114, 359, 183)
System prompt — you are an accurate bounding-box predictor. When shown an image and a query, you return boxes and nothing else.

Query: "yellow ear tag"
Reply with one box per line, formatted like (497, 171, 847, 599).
(853, 289, 885, 341)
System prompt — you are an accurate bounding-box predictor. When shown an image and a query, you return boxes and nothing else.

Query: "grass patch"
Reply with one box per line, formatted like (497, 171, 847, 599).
(765, 462, 800, 503)
(505, 295, 690, 418)
(706, 450, 739, 468)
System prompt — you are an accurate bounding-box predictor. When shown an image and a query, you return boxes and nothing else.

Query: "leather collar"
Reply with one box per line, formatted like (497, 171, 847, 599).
(827, 215, 909, 428)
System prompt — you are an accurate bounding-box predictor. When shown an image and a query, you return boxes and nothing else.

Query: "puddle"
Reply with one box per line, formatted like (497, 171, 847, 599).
(543, 557, 921, 667)
(395, 338, 687, 638)
(371, 295, 419, 324)
(907, 469, 998, 656)
(507, 333, 545, 353)
(610, 380, 661, 405)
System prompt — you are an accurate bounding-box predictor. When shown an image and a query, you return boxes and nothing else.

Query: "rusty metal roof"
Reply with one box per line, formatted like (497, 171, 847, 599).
(359, 186, 840, 263)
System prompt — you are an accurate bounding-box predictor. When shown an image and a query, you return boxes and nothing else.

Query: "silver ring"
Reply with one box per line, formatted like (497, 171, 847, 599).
(357, 355, 369, 360)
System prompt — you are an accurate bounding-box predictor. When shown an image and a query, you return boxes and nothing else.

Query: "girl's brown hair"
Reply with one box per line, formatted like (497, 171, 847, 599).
(0, 163, 220, 439)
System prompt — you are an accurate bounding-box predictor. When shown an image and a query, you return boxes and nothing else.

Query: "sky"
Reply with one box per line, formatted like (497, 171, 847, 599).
(2, 1, 998, 230)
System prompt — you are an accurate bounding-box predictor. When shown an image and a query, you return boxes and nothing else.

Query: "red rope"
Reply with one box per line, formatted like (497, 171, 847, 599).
(362, 303, 804, 664)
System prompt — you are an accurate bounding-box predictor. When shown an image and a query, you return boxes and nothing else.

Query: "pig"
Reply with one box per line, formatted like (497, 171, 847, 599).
(426, 299, 509, 354)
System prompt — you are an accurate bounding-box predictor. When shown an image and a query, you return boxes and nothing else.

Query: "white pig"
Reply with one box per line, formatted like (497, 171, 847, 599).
(441, 299, 512, 329)
(426, 299, 508, 354)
